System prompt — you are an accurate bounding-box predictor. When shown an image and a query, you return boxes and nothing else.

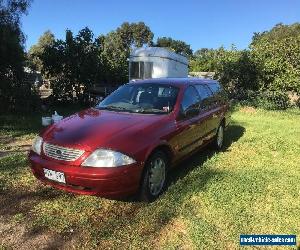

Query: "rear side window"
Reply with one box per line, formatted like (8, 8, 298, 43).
(195, 84, 214, 109)
(181, 86, 200, 118)
(195, 84, 212, 99)
(207, 82, 228, 104)
(209, 82, 221, 93)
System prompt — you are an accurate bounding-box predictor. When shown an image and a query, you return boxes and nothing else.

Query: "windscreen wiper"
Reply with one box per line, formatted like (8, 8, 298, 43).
(135, 108, 167, 114)
(98, 105, 130, 111)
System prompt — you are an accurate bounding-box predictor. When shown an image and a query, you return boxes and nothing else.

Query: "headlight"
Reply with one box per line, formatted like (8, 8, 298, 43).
(82, 149, 136, 167)
(31, 136, 43, 155)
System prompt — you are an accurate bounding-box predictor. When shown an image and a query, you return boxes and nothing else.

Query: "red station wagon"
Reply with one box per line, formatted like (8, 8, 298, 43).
(29, 78, 231, 201)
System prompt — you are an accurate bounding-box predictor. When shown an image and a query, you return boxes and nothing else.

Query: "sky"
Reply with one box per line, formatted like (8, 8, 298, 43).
(21, 0, 300, 52)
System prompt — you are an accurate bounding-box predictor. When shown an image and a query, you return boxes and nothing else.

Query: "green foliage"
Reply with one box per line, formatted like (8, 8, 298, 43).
(0, 0, 25, 78)
(191, 46, 258, 91)
(41, 27, 102, 103)
(156, 36, 193, 57)
(101, 22, 153, 83)
(255, 91, 290, 110)
(238, 90, 290, 110)
(190, 48, 219, 71)
(0, 0, 37, 112)
(252, 22, 300, 45)
(27, 30, 55, 71)
(251, 32, 300, 94)
(191, 23, 300, 110)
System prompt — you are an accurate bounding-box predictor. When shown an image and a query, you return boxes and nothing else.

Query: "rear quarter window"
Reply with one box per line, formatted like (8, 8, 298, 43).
(207, 82, 228, 104)
(194, 84, 214, 110)
(208, 82, 221, 93)
(195, 84, 212, 99)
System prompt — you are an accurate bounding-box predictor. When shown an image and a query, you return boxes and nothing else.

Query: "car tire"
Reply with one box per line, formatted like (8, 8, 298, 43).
(139, 151, 168, 202)
(213, 123, 225, 150)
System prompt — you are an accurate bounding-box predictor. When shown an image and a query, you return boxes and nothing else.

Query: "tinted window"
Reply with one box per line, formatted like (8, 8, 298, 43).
(195, 84, 214, 109)
(181, 86, 200, 118)
(195, 84, 212, 99)
(207, 82, 228, 105)
(208, 83, 221, 93)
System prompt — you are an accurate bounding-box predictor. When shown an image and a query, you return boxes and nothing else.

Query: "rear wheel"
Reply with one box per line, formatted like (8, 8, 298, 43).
(213, 123, 224, 150)
(139, 151, 167, 202)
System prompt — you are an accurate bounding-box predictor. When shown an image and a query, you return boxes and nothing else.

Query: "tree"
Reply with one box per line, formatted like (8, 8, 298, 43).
(190, 48, 219, 72)
(250, 23, 300, 93)
(39, 22, 154, 103)
(101, 22, 153, 83)
(0, 0, 34, 112)
(42, 27, 104, 103)
(0, 0, 30, 78)
(191, 23, 300, 95)
(156, 37, 193, 57)
(251, 23, 300, 46)
(190, 46, 258, 91)
(28, 30, 55, 71)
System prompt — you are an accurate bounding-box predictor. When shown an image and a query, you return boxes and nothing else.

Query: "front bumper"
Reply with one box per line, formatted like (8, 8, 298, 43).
(29, 152, 143, 199)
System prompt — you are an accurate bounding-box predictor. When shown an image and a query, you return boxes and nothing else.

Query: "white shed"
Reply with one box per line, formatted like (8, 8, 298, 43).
(129, 47, 188, 81)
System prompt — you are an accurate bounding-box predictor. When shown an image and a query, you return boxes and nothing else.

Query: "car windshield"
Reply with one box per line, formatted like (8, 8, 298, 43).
(96, 83, 179, 114)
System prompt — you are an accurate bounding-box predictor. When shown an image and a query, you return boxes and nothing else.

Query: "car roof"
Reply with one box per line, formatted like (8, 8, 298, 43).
(129, 77, 219, 87)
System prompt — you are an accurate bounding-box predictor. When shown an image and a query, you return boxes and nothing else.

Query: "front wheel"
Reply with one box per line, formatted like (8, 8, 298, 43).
(213, 123, 224, 150)
(139, 151, 167, 202)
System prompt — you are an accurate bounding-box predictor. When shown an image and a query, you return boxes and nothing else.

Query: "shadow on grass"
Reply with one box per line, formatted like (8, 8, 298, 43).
(0, 185, 72, 249)
(0, 187, 65, 216)
(0, 115, 42, 137)
(167, 124, 245, 188)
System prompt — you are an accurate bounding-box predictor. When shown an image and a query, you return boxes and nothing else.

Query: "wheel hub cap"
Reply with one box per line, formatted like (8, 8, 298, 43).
(148, 157, 166, 196)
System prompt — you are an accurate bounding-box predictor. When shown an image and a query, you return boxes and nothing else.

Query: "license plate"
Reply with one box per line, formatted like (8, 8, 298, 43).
(43, 168, 66, 183)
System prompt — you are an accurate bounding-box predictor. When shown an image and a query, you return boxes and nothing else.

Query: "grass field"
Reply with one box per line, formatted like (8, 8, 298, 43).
(0, 107, 299, 249)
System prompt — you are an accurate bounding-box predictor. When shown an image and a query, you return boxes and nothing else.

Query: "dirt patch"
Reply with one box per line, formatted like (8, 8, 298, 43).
(0, 187, 77, 249)
(0, 217, 57, 249)
(155, 217, 194, 249)
(0, 136, 15, 145)
(288, 91, 299, 105)
(0, 135, 32, 158)
(8, 138, 32, 149)
(240, 106, 256, 114)
(0, 216, 78, 250)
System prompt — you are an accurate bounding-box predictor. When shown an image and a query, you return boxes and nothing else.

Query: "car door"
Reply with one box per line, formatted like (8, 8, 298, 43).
(171, 86, 207, 159)
(206, 83, 224, 131)
(194, 84, 218, 141)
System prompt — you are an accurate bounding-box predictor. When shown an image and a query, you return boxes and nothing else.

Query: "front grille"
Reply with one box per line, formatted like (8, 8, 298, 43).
(43, 142, 85, 161)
